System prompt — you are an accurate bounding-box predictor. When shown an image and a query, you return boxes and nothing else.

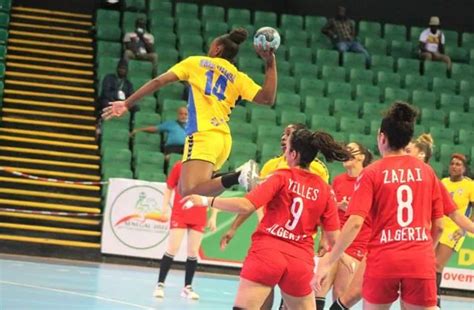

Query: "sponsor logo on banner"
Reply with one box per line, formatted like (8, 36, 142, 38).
(442, 267, 474, 290)
(109, 185, 168, 249)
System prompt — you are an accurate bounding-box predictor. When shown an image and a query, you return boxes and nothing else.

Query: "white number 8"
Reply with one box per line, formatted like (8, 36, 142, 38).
(397, 185, 413, 227)
(285, 197, 304, 231)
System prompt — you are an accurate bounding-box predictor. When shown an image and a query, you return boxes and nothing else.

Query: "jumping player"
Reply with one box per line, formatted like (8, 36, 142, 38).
(183, 129, 351, 309)
(313, 102, 444, 310)
(102, 28, 277, 196)
(315, 142, 373, 310)
(153, 160, 218, 300)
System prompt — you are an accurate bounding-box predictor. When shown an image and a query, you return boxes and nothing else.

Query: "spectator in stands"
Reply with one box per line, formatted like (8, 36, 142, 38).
(97, 59, 135, 118)
(419, 16, 452, 70)
(322, 6, 371, 66)
(130, 107, 188, 158)
(123, 17, 158, 76)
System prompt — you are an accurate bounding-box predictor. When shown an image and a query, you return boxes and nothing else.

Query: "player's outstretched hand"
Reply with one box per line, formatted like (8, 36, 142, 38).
(180, 195, 206, 209)
(207, 216, 217, 232)
(220, 229, 235, 250)
(255, 43, 275, 64)
(102, 101, 129, 120)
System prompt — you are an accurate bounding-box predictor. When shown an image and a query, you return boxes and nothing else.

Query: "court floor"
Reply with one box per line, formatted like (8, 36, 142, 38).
(0, 254, 472, 309)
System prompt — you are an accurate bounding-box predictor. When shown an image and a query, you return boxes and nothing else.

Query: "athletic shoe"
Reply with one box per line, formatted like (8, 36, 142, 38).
(153, 283, 165, 298)
(237, 160, 259, 191)
(181, 285, 200, 300)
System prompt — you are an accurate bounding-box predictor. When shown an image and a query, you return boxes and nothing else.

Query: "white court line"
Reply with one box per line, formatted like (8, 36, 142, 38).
(0, 280, 154, 310)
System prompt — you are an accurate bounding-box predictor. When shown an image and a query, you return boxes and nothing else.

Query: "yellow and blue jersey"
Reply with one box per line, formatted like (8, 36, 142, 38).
(168, 56, 261, 135)
(260, 155, 330, 184)
(441, 177, 474, 230)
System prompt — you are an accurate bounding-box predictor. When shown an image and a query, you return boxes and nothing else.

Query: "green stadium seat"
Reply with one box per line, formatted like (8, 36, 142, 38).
(276, 92, 300, 110)
(364, 37, 388, 56)
(355, 85, 381, 102)
(124, 0, 146, 11)
(439, 94, 465, 113)
(96, 56, 120, 76)
(284, 30, 308, 47)
(154, 32, 176, 49)
(299, 78, 325, 98)
(134, 150, 164, 167)
(259, 143, 282, 163)
(423, 61, 448, 78)
(129, 77, 149, 92)
(349, 68, 374, 86)
(138, 97, 158, 112)
(342, 53, 366, 69)
(288, 47, 313, 64)
(431, 77, 457, 95)
(157, 84, 185, 105)
(0, 80, 4, 99)
(96, 41, 122, 58)
(202, 5, 225, 22)
(376, 71, 401, 89)
(458, 129, 474, 145)
(430, 161, 445, 177)
(384, 87, 410, 103)
(102, 127, 129, 142)
(331, 132, 349, 143)
(230, 122, 256, 141)
(316, 49, 339, 66)
(309, 33, 333, 50)
(389, 40, 414, 59)
(321, 65, 347, 82)
(103, 168, 134, 180)
(0, 44, 6, 60)
(122, 12, 146, 31)
(278, 61, 292, 76)
(254, 11, 277, 28)
(370, 55, 394, 72)
(0, 0, 11, 12)
(358, 21, 382, 39)
(469, 97, 474, 112)
(361, 101, 384, 117)
(149, 16, 174, 33)
(430, 127, 456, 145)
(280, 111, 306, 127)
(461, 33, 474, 50)
(0, 28, 8, 44)
(281, 14, 304, 30)
(348, 133, 376, 151)
(230, 141, 258, 158)
(396, 58, 420, 75)
(311, 115, 338, 132)
(103, 148, 132, 164)
(438, 144, 470, 163)
(445, 46, 469, 63)
(256, 125, 282, 148)
(421, 108, 446, 126)
(333, 100, 360, 119)
(443, 30, 459, 47)
(148, 0, 172, 13)
(327, 82, 352, 100)
(305, 16, 327, 31)
(409, 26, 424, 42)
(326, 162, 347, 180)
(136, 170, 167, 182)
(459, 80, 474, 98)
(96, 9, 120, 26)
(230, 105, 248, 122)
(156, 48, 179, 63)
(403, 74, 429, 92)
(278, 76, 297, 92)
(451, 63, 474, 81)
(175, 2, 198, 18)
(384, 24, 407, 41)
(203, 21, 229, 39)
(470, 50, 474, 65)
(238, 57, 262, 72)
(162, 99, 186, 113)
(96, 25, 121, 41)
(412, 90, 438, 109)
(129, 60, 153, 79)
(134, 112, 161, 127)
(413, 124, 427, 137)
(304, 96, 332, 115)
(340, 116, 367, 134)
(176, 18, 201, 35)
(369, 119, 381, 135)
(448, 111, 473, 130)
(227, 8, 251, 25)
(250, 106, 277, 125)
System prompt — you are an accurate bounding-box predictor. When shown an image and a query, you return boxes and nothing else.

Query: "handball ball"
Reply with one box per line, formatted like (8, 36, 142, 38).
(253, 27, 280, 51)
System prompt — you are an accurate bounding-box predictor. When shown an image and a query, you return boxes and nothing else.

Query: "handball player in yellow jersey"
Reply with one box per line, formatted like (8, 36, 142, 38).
(103, 28, 277, 196)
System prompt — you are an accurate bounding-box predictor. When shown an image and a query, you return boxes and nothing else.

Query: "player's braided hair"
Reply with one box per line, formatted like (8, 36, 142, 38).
(290, 129, 351, 168)
(381, 102, 418, 150)
(412, 133, 434, 163)
(217, 28, 248, 61)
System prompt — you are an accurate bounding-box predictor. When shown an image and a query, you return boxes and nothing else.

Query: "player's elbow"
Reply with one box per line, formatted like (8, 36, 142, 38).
(238, 201, 256, 214)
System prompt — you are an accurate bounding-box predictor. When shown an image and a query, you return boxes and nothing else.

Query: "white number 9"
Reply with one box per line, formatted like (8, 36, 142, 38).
(285, 197, 304, 231)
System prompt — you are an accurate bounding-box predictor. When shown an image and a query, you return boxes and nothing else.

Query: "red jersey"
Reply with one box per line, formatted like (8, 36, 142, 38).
(347, 155, 444, 279)
(245, 168, 340, 263)
(332, 173, 357, 226)
(440, 180, 457, 215)
(167, 161, 207, 226)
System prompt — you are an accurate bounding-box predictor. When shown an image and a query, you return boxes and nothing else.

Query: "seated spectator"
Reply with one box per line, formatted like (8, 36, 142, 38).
(123, 17, 158, 76)
(130, 107, 188, 158)
(322, 6, 371, 66)
(97, 59, 136, 118)
(419, 16, 452, 70)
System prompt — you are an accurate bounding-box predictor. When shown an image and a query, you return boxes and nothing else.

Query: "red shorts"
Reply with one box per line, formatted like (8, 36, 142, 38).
(170, 219, 205, 232)
(240, 248, 313, 297)
(363, 276, 437, 307)
(344, 240, 368, 261)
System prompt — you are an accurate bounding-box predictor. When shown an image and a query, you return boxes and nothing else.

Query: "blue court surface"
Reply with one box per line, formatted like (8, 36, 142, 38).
(1, 254, 472, 309)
